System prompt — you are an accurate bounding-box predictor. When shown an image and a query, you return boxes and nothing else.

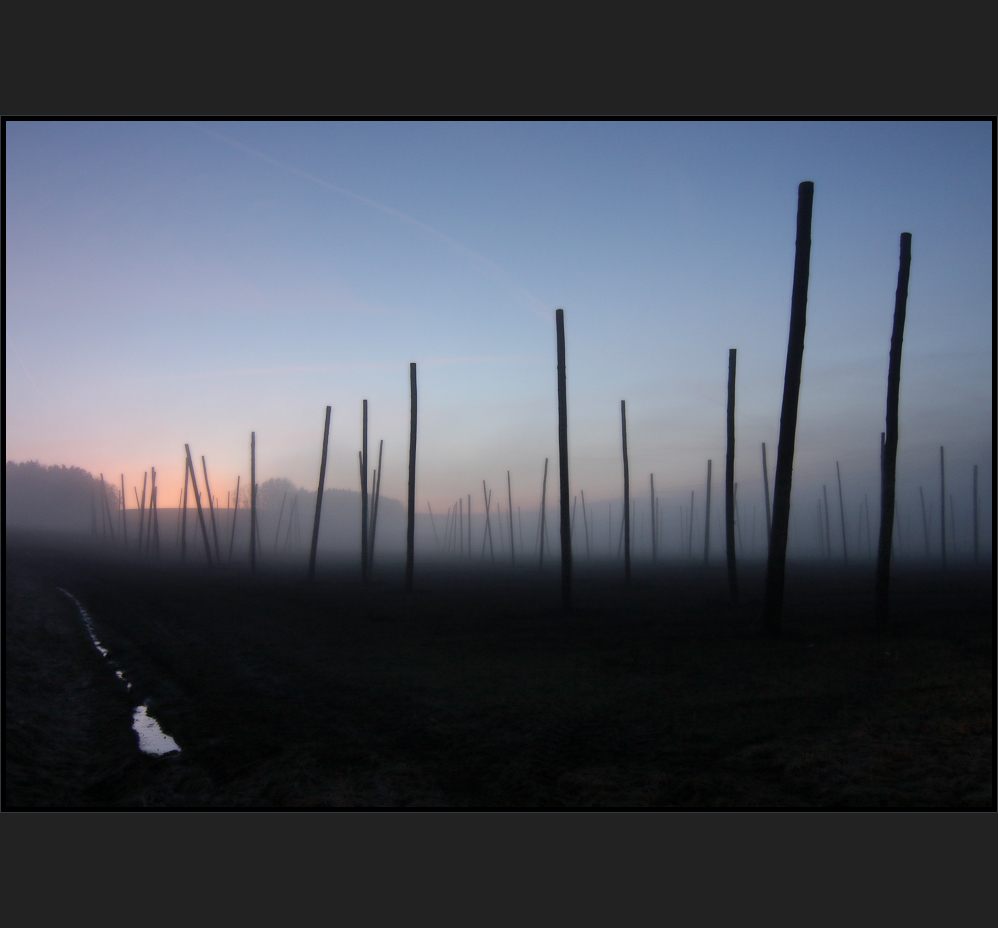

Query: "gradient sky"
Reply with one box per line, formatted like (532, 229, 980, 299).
(5, 121, 993, 555)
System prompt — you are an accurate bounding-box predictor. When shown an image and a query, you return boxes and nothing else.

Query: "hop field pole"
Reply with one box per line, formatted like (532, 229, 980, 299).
(428, 503, 441, 554)
(250, 432, 256, 573)
(836, 461, 848, 563)
(876, 233, 912, 629)
(725, 348, 738, 603)
(919, 487, 930, 558)
(138, 472, 148, 552)
(120, 475, 128, 546)
(274, 492, 288, 553)
(582, 489, 591, 560)
(761, 443, 772, 544)
(406, 363, 417, 591)
(556, 308, 572, 611)
(309, 406, 331, 581)
(146, 468, 157, 555)
(100, 474, 116, 547)
(185, 445, 213, 567)
(650, 475, 657, 563)
(370, 440, 384, 569)
(620, 401, 630, 582)
(703, 460, 712, 567)
(230, 476, 241, 563)
(507, 471, 515, 566)
(202, 457, 221, 563)
(361, 400, 369, 582)
(764, 181, 814, 634)
(182, 456, 190, 564)
(823, 485, 832, 560)
(539, 458, 549, 570)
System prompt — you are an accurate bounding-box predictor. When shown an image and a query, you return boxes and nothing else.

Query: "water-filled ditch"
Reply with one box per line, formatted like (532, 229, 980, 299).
(57, 588, 181, 756)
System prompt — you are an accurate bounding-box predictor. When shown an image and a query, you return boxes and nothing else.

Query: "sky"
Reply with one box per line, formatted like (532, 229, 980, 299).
(5, 121, 993, 558)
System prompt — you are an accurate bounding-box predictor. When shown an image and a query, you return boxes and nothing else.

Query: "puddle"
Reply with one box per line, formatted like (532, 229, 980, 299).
(57, 588, 180, 755)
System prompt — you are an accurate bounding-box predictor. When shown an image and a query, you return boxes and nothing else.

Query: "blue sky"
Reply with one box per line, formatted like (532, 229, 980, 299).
(5, 121, 992, 556)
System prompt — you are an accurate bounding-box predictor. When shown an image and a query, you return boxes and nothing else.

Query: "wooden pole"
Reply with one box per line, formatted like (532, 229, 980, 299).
(621, 401, 630, 582)
(823, 485, 832, 560)
(309, 406, 331, 581)
(507, 471, 515, 566)
(939, 446, 946, 569)
(725, 348, 738, 602)
(182, 456, 190, 563)
(836, 461, 848, 564)
(482, 481, 494, 560)
(688, 491, 694, 559)
(650, 475, 657, 563)
(875, 233, 912, 628)
(274, 492, 288, 553)
(229, 475, 240, 563)
(361, 400, 369, 582)
(250, 432, 256, 573)
(581, 489, 591, 560)
(704, 460, 712, 567)
(138, 472, 148, 551)
(185, 445, 213, 567)
(972, 464, 978, 563)
(459, 497, 463, 558)
(467, 494, 472, 561)
(761, 443, 772, 544)
(370, 440, 384, 570)
(146, 468, 157, 555)
(202, 457, 221, 563)
(555, 308, 571, 609)
(764, 182, 815, 632)
(539, 457, 549, 570)
(407, 362, 417, 590)
(152, 481, 160, 558)
(120, 475, 128, 545)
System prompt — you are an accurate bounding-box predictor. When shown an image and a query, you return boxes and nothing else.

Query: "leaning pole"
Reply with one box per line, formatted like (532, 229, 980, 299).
(309, 406, 331, 581)
(764, 181, 814, 634)
(556, 309, 571, 611)
(875, 233, 912, 630)
(620, 400, 631, 582)
(406, 363, 417, 592)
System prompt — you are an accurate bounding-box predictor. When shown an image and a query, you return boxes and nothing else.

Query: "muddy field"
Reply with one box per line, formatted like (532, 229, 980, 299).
(4, 531, 993, 808)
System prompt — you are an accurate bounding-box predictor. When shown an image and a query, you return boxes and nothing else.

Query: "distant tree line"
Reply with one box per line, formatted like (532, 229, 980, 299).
(5, 460, 119, 533)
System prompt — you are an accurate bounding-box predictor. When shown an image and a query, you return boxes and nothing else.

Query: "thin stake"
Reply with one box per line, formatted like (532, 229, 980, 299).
(823, 485, 831, 560)
(875, 233, 912, 628)
(361, 400, 369, 582)
(836, 461, 848, 563)
(202, 457, 221, 563)
(370, 439, 384, 568)
(650, 475, 657, 563)
(581, 489, 590, 560)
(556, 308, 571, 609)
(539, 457, 549, 570)
(138, 472, 148, 552)
(762, 442, 772, 543)
(704, 460, 712, 567)
(229, 476, 240, 563)
(764, 181, 814, 633)
(250, 432, 256, 573)
(121, 475, 128, 545)
(100, 474, 116, 546)
(182, 456, 190, 564)
(185, 445, 213, 567)
(309, 406, 331, 581)
(507, 471, 515, 566)
(407, 362, 417, 590)
(274, 491, 288, 553)
(725, 348, 738, 602)
(146, 468, 157, 556)
(621, 400, 630, 581)
(920, 486, 930, 557)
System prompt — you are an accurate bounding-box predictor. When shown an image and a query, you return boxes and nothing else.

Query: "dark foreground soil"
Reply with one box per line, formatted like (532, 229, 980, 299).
(5, 532, 993, 808)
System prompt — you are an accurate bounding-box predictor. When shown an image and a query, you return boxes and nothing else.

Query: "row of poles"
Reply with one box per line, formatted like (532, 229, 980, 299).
(93, 182, 978, 632)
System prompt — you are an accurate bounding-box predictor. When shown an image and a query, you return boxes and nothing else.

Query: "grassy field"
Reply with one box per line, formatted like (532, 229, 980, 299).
(4, 532, 992, 808)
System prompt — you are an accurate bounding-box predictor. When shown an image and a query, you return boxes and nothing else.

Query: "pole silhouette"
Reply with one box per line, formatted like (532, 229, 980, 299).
(875, 233, 912, 628)
(185, 445, 213, 567)
(764, 181, 814, 633)
(621, 400, 630, 582)
(939, 446, 946, 569)
(250, 432, 256, 573)
(704, 460, 712, 567)
(309, 406, 331, 581)
(407, 363, 417, 590)
(229, 475, 240, 562)
(539, 458, 549, 569)
(556, 309, 571, 610)
(836, 462, 848, 563)
(761, 443, 772, 544)
(725, 348, 738, 602)
(203, 457, 221, 563)
(507, 471, 515, 566)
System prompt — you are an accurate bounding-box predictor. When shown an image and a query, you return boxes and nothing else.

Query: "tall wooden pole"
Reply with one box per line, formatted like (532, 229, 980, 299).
(120, 475, 128, 545)
(539, 458, 549, 569)
(185, 445, 213, 567)
(581, 489, 591, 560)
(138, 472, 148, 551)
(939, 446, 946, 569)
(972, 464, 978, 563)
(688, 491, 694, 559)
(650, 475, 657, 563)
(361, 400, 369, 582)
(875, 233, 912, 628)
(703, 460, 712, 567)
(405, 364, 417, 589)
(919, 486, 930, 557)
(823, 485, 832, 559)
(725, 348, 738, 602)
(507, 471, 515, 566)
(555, 308, 571, 610)
(274, 492, 288, 553)
(764, 181, 814, 633)
(309, 406, 331, 581)
(621, 401, 630, 581)
(836, 461, 848, 564)
(761, 443, 772, 544)
(202, 456, 221, 563)
(230, 475, 240, 563)
(370, 440, 384, 569)
(250, 432, 256, 573)
(182, 456, 190, 564)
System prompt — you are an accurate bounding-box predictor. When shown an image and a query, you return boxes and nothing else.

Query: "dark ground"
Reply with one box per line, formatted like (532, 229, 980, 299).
(4, 531, 993, 808)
